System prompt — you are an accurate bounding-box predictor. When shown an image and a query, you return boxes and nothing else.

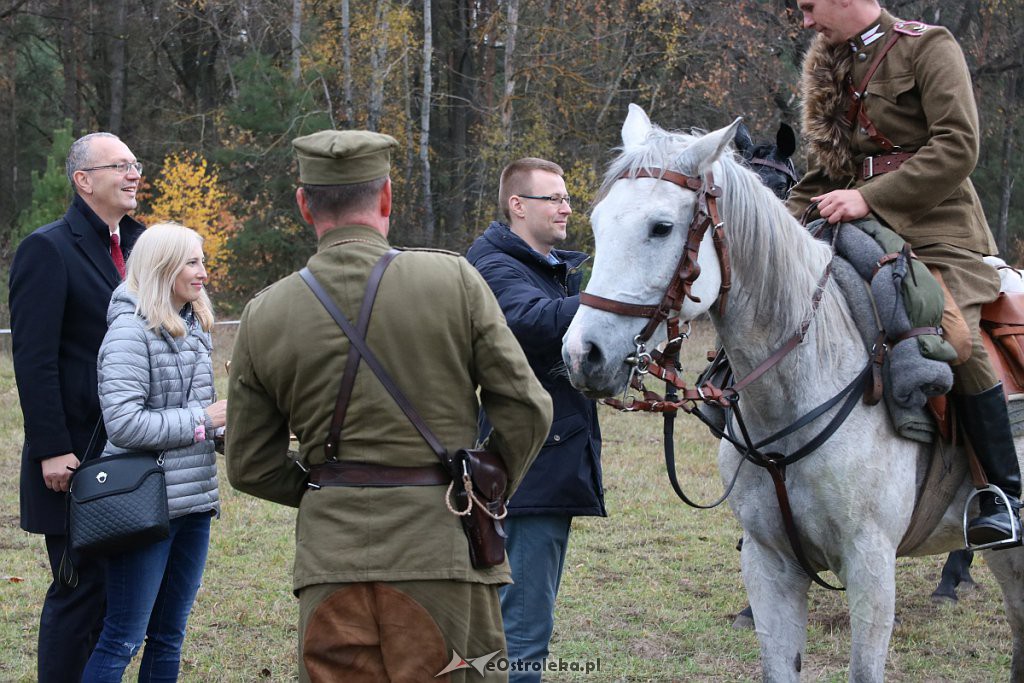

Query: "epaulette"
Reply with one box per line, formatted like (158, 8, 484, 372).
(400, 246, 462, 257)
(251, 283, 274, 298)
(893, 20, 930, 37)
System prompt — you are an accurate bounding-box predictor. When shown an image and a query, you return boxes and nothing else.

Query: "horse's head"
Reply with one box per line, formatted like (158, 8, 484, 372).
(734, 121, 799, 200)
(562, 104, 742, 397)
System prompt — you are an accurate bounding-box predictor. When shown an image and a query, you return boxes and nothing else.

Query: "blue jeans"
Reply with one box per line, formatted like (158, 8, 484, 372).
(81, 512, 212, 682)
(500, 514, 572, 683)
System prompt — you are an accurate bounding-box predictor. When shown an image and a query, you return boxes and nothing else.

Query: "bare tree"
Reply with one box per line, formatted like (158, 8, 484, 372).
(341, 0, 354, 125)
(368, 0, 390, 131)
(501, 0, 518, 145)
(421, 0, 435, 241)
(290, 0, 303, 85)
(996, 75, 1018, 255)
(60, 0, 78, 132)
(108, 0, 127, 134)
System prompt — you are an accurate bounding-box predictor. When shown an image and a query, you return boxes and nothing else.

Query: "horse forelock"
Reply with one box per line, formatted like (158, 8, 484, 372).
(594, 125, 700, 205)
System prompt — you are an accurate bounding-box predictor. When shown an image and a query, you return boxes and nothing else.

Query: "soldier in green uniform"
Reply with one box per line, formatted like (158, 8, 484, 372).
(788, 0, 1021, 546)
(225, 130, 553, 682)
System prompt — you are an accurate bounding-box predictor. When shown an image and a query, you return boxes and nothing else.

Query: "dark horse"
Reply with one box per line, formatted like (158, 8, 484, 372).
(730, 120, 975, 629)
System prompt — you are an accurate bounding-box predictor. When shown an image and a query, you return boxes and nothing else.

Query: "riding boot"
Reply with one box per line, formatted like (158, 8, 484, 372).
(958, 383, 1023, 546)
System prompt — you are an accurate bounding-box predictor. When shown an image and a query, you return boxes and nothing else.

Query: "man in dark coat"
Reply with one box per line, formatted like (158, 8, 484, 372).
(9, 132, 144, 682)
(467, 157, 605, 681)
(787, 0, 1020, 546)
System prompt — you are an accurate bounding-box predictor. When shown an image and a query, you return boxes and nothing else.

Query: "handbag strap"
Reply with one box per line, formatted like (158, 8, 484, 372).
(323, 248, 401, 461)
(299, 255, 452, 469)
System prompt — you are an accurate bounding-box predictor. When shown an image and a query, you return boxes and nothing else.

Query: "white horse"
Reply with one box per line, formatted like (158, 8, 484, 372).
(562, 104, 1024, 682)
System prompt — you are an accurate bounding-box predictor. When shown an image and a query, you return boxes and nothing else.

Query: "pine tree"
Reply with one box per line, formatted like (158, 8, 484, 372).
(14, 121, 75, 245)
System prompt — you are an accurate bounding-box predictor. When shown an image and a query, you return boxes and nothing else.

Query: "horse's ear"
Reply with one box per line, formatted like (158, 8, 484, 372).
(680, 118, 743, 174)
(776, 122, 797, 159)
(733, 121, 754, 158)
(622, 103, 652, 148)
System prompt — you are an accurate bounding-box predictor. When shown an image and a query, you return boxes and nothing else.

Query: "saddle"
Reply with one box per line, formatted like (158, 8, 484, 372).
(898, 290, 1024, 555)
(927, 292, 1024, 442)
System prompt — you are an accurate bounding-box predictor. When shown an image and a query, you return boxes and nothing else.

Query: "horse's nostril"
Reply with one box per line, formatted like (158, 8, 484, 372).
(584, 341, 603, 367)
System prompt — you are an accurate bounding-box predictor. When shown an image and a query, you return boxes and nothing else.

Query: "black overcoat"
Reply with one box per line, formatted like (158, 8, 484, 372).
(10, 195, 144, 534)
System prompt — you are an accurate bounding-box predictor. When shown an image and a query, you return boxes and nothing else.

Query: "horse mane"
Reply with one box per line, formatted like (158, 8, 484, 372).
(596, 124, 851, 362)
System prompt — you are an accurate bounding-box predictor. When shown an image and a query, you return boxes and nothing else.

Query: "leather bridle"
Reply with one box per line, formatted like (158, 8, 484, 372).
(577, 166, 863, 592)
(579, 168, 732, 347)
(747, 156, 800, 195)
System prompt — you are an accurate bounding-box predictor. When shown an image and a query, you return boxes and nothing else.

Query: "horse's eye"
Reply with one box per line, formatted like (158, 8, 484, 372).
(650, 222, 674, 238)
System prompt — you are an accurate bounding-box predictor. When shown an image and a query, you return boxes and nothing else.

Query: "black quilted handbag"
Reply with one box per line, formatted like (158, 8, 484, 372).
(68, 452, 170, 554)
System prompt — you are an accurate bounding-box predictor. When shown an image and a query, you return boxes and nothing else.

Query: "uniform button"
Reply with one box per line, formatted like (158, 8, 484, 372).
(860, 127, 868, 135)
(553, 434, 561, 442)
(857, 52, 868, 62)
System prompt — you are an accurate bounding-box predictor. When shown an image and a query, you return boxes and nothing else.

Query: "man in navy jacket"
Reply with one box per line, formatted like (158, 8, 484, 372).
(9, 132, 144, 682)
(467, 157, 604, 681)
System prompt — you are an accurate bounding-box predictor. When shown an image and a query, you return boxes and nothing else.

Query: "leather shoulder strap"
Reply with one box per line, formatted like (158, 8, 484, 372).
(299, 257, 451, 467)
(845, 31, 903, 151)
(322, 249, 401, 461)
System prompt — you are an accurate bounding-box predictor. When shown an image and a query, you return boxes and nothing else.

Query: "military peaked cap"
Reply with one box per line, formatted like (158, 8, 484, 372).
(292, 130, 399, 185)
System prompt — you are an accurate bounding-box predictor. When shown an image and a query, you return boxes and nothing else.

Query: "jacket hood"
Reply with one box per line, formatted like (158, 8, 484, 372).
(107, 282, 140, 326)
(106, 284, 208, 352)
(468, 221, 588, 271)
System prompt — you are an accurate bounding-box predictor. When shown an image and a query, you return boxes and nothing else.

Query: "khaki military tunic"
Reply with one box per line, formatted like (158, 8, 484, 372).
(788, 11, 1000, 392)
(226, 224, 552, 680)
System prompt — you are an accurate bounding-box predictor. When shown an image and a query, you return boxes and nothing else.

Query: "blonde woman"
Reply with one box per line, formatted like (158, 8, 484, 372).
(82, 222, 226, 682)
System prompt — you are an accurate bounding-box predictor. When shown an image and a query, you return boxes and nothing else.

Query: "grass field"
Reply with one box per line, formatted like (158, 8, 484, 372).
(0, 321, 1016, 681)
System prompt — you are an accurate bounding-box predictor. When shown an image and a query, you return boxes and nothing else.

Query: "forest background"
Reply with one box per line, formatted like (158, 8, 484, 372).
(1, 0, 1021, 315)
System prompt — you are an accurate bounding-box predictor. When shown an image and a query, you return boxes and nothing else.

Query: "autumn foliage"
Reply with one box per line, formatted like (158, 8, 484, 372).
(139, 152, 241, 288)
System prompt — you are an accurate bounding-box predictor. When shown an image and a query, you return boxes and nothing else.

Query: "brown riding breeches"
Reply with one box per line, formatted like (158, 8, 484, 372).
(913, 243, 1001, 395)
(298, 580, 507, 683)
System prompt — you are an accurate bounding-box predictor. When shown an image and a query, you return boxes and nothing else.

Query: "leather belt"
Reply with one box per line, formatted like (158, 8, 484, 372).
(308, 462, 450, 489)
(858, 151, 915, 180)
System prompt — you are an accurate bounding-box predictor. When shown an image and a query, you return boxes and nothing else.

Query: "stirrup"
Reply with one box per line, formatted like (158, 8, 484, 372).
(962, 484, 1022, 551)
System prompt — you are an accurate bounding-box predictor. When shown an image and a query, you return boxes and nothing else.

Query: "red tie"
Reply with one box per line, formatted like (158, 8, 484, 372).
(110, 233, 126, 279)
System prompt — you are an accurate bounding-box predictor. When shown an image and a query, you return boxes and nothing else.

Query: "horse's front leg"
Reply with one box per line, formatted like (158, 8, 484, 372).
(741, 534, 811, 682)
(841, 530, 897, 683)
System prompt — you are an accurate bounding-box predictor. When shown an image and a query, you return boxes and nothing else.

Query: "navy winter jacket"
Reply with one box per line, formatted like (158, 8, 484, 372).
(467, 222, 605, 517)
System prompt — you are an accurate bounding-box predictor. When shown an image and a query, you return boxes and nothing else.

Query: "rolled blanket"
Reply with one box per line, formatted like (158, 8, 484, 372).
(882, 372, 937, 443)
(886, 337, 953, 408)
(871, 262, 912, 338)
(833, 222, 885, 281)
(830, 256, 877, 349)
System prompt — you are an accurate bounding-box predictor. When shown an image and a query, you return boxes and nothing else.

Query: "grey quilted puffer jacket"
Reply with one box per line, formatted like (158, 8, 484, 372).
(97, 283, 220, 519)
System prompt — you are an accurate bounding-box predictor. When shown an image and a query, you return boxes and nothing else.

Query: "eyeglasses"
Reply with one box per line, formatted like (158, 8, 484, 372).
(81, 161, 144, 175)
(518, 194, 572, 206)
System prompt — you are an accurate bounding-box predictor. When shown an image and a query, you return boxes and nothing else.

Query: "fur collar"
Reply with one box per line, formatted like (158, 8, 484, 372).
(800, 34, 855, 180)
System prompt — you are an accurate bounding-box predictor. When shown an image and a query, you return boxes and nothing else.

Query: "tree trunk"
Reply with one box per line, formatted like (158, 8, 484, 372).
(996, 75, 1017, 256)
(1, 11, 17, 233)
(501, 0, 518, 145)
(60, 0, 78, 132)
(290, 0, 303, 85)
(341, 0, 354, 125)
(368, 0, 390, 131)
(108, 0, 127, 134)
(421, 0, 435, 242)
(439, 0, 476, 242)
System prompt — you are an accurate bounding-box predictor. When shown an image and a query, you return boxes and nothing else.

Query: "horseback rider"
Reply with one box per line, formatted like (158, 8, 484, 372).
(787, 0, 1021, 545)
